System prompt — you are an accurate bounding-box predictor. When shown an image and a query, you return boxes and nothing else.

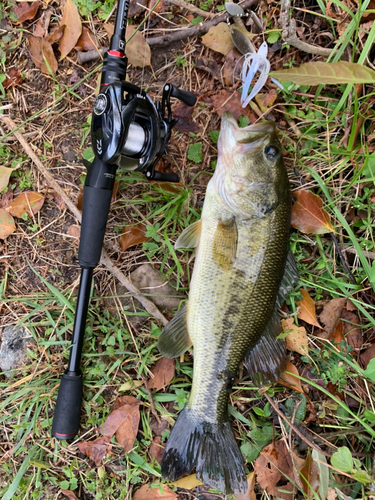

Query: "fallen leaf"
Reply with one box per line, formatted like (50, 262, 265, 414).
(59, 0, 82, 60)
(129, 0, 147, 17)
(77, 436, 111, 466)
(148, 0, 168, 19)
(291, 190, 333, 235)
(11, 1, 41, 25)
(4, 191, 45, 218)
(195, 57, 222, 81)
(318, 297, 347, 340)
(102, 398, 140, 453)
(341, 309, 362, 349)
(67, 224, 80, 243)
(103, 23, 114, 38)
(75, 26, 97, 52)
(173, 101, 201, 134)
(223, 48, 242, 87)
(4, 68, 23, 89)
(234, 472, 256, 500)
(119, 223, 149, 252)
(133, 484, 178, 500)
(34, 8, 52, 37)
(126, 25, 151, 67)
(280, 361, 303, 391)
(0, 209, 16, 239)
(203, 89, 257, 121)
(360, 344, 375, 369)
(0, 166, 13, 192)
(152, 182, 184, 194)
(148, 357, 175, 390)
(300, 450, 320, 497)
(112, 395, 139, 411)
(61, 490, 79, 500)
(170, 473, 203, 489)
(332, 320, 345, 346)
(28, 36, 58, 76)
(149, 435, 165, 463)
(77, 187, 83, 211)
(255, 439, 298, 500)
(297, 289, 320, 328)
(1, 186, 13, 208)
(202, 22, 254, 56)
(270, 61, 375, 85)
(254, 89, 278, 112)
(45, 25, 65, 45)
(282, 317, 309, 356)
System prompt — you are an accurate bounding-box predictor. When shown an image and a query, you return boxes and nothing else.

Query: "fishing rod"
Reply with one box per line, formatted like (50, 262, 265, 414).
(51, 0, 197, 440)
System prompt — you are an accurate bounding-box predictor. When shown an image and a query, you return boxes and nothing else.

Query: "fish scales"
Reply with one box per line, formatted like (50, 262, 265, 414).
(158, 112, 292, 494)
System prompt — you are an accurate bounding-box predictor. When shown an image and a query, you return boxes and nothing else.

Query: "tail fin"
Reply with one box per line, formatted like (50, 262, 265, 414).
(161, 408, 247, 495)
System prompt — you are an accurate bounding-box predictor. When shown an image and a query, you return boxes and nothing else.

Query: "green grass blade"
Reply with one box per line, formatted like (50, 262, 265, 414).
(1, 445, 38, 500)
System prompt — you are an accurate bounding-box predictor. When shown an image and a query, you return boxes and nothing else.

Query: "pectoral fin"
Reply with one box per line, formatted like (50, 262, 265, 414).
(244, 308, 287, 385)
(213, 218, 238, 271)
(157, 303, 192, 358)
(276, 250, 299, 307)
(175, 220, 202, 249)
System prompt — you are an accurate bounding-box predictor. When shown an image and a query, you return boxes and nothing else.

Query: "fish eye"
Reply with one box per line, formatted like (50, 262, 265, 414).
(264, 145, 280, 160)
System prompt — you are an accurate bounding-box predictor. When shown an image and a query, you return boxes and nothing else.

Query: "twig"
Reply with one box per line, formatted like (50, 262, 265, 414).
(77, 47, 107, 65)
(166, 0, 211, 18)
(146, 0, 258, 46)
(263, 392, 332, 457)
(0, 115, 169, 327)
(279, 0, 333, 57)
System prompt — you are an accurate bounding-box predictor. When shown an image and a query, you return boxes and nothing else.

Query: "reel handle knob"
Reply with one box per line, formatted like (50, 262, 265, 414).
(167, 84, 197, 107)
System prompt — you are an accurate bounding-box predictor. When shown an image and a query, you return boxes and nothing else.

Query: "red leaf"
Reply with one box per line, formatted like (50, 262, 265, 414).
(133, 484, 178, 500)
(202, 90, 257, 122)
(77, 436, 111, 466)
(4, 191, 44, 218)
(147, 357, 175, 391)
(11, 1, 41, 25)
(291, 190, 333, 234)
(61, 490, 79, 500)
(149, 435, 165, 463)
(75, 27, 97, 52)
(119, 223, 149, 252)
(102, 398, 141, 453)
(4, 68, 23, 89)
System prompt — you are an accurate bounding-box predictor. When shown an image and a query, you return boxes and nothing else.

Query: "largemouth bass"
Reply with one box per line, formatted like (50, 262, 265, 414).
(157, 112, 297, 494)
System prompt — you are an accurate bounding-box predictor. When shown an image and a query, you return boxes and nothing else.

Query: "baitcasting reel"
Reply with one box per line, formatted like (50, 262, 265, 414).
(91, 80, 197, 182)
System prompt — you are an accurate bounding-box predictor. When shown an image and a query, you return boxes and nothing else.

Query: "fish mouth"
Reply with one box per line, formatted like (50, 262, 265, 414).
(221, 112, 276, 144)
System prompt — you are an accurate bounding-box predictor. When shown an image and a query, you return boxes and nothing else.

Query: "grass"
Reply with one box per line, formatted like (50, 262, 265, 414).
(1, 0, 375, 498)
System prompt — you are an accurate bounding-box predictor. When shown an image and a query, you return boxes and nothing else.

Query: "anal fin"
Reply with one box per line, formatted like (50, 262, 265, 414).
(244, 308, 287, 385)
(157, 303, 192, 358)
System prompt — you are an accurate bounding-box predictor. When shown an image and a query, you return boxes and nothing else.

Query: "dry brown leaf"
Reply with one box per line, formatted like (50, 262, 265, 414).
(282, 317, 309, 356)
(332, 320, 345, 346)
(75, 26, 97, 52)
(1, 187, 13, 208)
(133, 484, 178, 500)
(203, 90, 257, 121)
(280, 361, 303, 390)
(360, 344, 375, 369)
(297, 289, 320, 328)
(223, 48, 242, 87)
(28, 36, 58, 75)
(318, 297, 346, 340)
(67, 224, 80, 243)
(112, 395, 139, 411)
(202, 22, 254, 56)
(234, 472, 256, 500)
(291, 190, 333, 234)
(148, 357, 175, 390)
(170, 473, 203, 489)
(11, 1, 41, 25)
(59, 0, 82, 60)
(4, 191, 45, 218)
(103, 23, 114, 38)
(126, 25, 151, 67)
(0, 166, 13, 192)
(4, 68, 23, 89)
(77, 436, 111, 466)
(149, 435, 165, 463)
(102, 398, 141, 453)
(254, 89, 278, 113)
(341, 309, 362, 349)
(45, 25, 65, 45)
(152, 182, 185, 194)
(61, 490, 79, 500)
(129, 0, 147, 17)
(0, 209, 16, 239)
(119, 223, 149, 252)
(255, 439, 297, 500)
(34, 8, 52, 37)
(300, 450, 320, 498)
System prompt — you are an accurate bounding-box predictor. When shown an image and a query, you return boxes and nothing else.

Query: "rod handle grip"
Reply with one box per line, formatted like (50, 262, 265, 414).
(170, 85, 197, 107)
(52, 373, 83, 440)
